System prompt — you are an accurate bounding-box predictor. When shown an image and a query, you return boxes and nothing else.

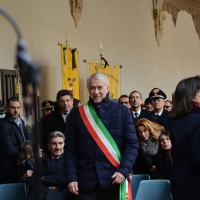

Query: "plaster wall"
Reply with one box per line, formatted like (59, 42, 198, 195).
(0, 0, 200, 107)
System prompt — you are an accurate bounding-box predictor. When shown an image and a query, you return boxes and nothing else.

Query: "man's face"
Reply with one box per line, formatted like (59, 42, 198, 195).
(152, 98, 165, 112)
(164, 101, 172, 112)
(88, 77, 109, 104)
(58, 95, 73, 113)
(129, 92, 143, 110)
(6, 101, 20, 119)
(48, 137, 65, 158)
(118, 97, 131, 108)
(43, 108, 54, 115)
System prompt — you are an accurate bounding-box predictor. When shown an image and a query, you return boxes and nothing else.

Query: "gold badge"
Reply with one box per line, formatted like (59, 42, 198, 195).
(153, 88, 160, 96)
(45, 101, 50, 107)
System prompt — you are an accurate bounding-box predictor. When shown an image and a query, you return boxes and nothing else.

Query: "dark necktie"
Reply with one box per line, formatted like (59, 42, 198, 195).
(134, 112, 139, 119)
(155, 114, 160, 121)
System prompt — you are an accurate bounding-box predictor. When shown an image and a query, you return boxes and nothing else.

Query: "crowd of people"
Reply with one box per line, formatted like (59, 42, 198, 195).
(0, 72, 200, 200)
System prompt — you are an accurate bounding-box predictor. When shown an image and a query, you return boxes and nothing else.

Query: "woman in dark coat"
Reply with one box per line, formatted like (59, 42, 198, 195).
(134, 118, 164, 178)
(156, 131, 172, 180)
(170, 75, 200, 200)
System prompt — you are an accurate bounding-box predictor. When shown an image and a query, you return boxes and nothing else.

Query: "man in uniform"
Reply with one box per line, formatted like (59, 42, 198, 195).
(41, 100, 54, 116)
(149, 88, 171, 132)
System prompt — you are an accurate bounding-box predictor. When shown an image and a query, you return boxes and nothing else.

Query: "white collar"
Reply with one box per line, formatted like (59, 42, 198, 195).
(154, 110, 163, 116)
(132, 108, 141, 115)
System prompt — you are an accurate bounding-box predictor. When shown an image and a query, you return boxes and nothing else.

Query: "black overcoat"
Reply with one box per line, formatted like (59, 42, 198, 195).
(170, 108, 200, 200)
(0, 113, 28, 183)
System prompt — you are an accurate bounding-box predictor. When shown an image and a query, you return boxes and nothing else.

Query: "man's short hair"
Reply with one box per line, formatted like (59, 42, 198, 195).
(129, 91, 142, 100)
(56, 90, 73, 101)
(6, 97, 20, 107)
(48, 131, 65, 144)
(87, 73, 109, 89)
(118, 94, 129, 103)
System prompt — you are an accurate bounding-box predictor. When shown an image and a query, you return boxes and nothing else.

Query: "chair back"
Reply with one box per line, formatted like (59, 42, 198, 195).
(0, 183, 27, 200)
(135, 180, 172, 200)
(131, 174, 150, 200)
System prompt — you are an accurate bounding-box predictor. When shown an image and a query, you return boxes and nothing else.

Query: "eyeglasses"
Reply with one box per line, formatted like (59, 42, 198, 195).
(164, 106, 171, 109)
(119, 102, 129, 105)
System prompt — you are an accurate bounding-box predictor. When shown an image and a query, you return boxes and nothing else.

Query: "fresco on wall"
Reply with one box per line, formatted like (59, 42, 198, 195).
(70, 0, 83, 27)
(154, 0, 200, 44)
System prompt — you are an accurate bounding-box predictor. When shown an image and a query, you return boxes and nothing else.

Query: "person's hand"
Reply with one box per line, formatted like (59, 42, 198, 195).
(150, 165, 157, 173)
(111, 172, 125, 184)
(39, 148, 43, 157)
(68, 181, 78, 195)
(22, 170, 33, 180)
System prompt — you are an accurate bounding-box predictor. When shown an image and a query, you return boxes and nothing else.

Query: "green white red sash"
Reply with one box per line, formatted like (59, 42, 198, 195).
(78, 101, 132, 200)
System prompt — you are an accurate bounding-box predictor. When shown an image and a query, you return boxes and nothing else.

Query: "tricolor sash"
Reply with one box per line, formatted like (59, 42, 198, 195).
(78, 101, 132, 200)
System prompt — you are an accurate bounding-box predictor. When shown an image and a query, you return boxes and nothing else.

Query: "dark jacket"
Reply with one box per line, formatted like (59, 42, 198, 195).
(43, 110, 71, 152)
(40, 154, 65, 189)
(170, 108, 200, 200)
(132, 108, 154, 123)
(28, 154, 72, 200)
(0, 113, 28, 183)
(133, 148, 158, 177)
(156, 154, 172, 180)
(64, 94, 139, 191)
(151, 109, 171, 132)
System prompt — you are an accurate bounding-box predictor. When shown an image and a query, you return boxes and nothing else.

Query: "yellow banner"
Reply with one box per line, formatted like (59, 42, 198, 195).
(89, 62, 120, 101)
(60, 45, 80, 100)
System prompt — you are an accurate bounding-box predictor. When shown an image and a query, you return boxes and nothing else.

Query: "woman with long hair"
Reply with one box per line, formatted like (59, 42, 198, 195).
(134, 118, 164, 178)
(156, 131, 172, 180)
(170, 75, 200, 200)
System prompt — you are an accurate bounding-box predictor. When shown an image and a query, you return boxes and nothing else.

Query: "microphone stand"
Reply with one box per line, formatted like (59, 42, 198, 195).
(0, 6, 42, 200)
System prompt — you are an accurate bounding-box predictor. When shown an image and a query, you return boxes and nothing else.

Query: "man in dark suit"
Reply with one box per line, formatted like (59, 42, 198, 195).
(129, 91, 154, 123)
(64, 73, 138, 200)
(0, 97, 29, 184)
(29, 131, 73, 200)
(43, 90, 73, 152)
(149, 88, 171, 132)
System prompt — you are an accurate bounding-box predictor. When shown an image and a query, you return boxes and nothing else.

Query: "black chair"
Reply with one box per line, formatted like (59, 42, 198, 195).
(0, 183, 27, 200)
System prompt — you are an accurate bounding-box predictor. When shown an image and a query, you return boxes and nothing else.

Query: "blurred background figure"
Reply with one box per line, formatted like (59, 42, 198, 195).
(164, 100, 173, 112)
(170, 75, 200, 200)
(73, 98, 81, 108)
(156, 131, 172, 180)
(18, 140, 42, 194)
(144, 97, 154, 112)
(0, 100, 5, 118)
(134, 118, 165, 178)
(118, 94, 131, 108)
